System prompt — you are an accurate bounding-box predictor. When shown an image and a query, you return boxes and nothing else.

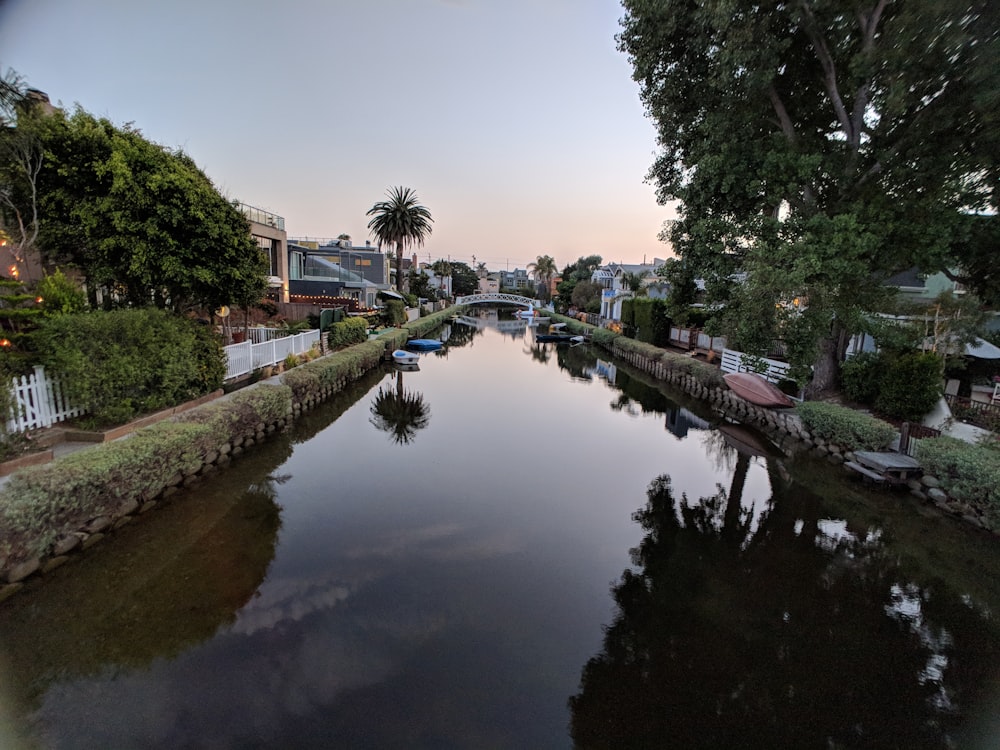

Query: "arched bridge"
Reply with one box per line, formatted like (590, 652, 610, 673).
(455, 293, 540, 308)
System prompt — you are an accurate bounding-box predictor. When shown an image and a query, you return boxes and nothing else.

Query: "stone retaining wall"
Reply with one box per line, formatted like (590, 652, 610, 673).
(606, 341, 995, 533)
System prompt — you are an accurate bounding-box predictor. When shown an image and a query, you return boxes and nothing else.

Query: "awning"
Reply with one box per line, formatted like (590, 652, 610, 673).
(380, 290, 405, 300)
(965, 337, 1000, 359)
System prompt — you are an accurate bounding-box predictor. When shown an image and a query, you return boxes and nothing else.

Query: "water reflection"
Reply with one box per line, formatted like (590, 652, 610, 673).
(369, 369, 431, 445)
(0, 440, 287, 722)
(569, 470, 1000, 748)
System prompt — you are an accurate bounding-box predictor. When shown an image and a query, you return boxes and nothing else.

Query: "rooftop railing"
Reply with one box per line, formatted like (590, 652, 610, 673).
(237, 202, 285, 231)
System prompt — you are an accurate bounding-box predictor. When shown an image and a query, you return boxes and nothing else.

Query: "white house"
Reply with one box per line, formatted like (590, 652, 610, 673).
(592, 260, 667, 321)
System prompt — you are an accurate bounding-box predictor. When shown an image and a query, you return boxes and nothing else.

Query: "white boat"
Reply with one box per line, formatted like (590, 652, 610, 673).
(392, 349, 419, 365)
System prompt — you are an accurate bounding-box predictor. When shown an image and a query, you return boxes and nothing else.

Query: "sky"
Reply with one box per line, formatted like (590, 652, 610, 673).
(0, 0, 678, 272)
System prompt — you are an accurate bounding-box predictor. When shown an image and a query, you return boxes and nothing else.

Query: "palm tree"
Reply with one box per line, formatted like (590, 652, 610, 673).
(369, 370, 431, 444)
(527, 254, 557, 301)
(366, 187, 433, 294)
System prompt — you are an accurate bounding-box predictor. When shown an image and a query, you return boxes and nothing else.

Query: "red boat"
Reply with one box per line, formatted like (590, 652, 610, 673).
(723, 372, 795, 409)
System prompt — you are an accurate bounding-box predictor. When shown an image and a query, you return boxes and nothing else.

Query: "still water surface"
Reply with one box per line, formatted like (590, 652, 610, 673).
(2, 312, 1000, 749)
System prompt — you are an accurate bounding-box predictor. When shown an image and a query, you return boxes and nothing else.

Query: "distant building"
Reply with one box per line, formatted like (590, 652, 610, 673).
(239, 203, 289, 303)
(592, 259, 667, 321)
(286, 239, 389, 309)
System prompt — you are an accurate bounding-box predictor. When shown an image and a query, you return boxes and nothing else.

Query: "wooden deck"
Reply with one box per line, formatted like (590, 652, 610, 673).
(847, 451, 922, 485)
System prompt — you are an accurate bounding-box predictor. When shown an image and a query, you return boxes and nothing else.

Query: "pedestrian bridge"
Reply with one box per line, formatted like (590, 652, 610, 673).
(455, 293, 540, 309)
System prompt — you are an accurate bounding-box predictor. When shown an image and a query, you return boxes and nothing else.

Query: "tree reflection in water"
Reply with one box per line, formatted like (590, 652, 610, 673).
(369, 369, 430, 445)
(569, 468, 999, 749)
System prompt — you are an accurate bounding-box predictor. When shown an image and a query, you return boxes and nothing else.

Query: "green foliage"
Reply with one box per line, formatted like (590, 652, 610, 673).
(384, 299, 406, 327)
(840, 352, 882, 404)
(795, 401, 896, 451)
(874, 353, 942, 422)
(366, 186, 433, 298)
(628, 297, 671, 346)
(31, 308, 225, 425)
(27, 107, 268, 311)
(36, 269, 88, 315)
(917, 437, 1000, 527)
(326, 316, 368, 349)
(619, 0, 999, 391)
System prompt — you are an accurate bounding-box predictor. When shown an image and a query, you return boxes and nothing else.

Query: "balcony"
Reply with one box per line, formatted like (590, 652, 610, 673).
(237, 202, 285, 231)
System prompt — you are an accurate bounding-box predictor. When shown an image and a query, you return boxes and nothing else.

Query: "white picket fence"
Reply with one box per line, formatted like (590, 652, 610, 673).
(720, 348, 792, 384)
(223, 329, 321, 380)
(3, 329, 322, 434)
(6, 366, 87, 433)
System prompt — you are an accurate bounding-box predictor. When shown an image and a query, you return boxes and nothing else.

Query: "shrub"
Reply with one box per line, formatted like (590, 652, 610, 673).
(917, 436, 1000, 527)
(840, 351, 882, 405)
(327, 317, 368, 349)
(796, 401, 896, 451)
(384, 300, 406, 327)
(875, 352, 942, 422)
(30, 308, 225, 426)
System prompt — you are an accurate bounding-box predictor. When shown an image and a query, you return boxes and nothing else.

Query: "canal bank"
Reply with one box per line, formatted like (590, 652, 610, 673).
(548, 313, 1000, 535)
(0, 308, 459, 600)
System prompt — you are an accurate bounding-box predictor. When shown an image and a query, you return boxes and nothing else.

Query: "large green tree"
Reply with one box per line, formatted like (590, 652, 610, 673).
(22, 107, 267, 312)
(619, 0, 999, 394)
(366, 186, 433, 294)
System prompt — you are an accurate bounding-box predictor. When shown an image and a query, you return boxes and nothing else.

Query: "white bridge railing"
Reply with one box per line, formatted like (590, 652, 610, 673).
(456, 293, 539, 308)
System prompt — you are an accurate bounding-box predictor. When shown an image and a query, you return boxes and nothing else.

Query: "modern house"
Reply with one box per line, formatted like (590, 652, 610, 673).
(285, 239, 390, 310)
(498, 268, 531, 292)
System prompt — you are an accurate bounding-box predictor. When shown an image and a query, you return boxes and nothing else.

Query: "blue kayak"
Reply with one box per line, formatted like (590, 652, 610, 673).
(406, 339, 443, 351)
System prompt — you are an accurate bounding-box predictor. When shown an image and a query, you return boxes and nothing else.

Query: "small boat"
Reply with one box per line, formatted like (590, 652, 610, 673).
(717, 422, 781, 457)
(535, 332, 585, 344)
(723, 372, 795, 408)
(392, 349, 419, 365)
(406, 339, 443, 351)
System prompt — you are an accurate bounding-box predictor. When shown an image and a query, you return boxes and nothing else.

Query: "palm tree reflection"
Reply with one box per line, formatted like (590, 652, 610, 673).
(369, 369, 431, 444)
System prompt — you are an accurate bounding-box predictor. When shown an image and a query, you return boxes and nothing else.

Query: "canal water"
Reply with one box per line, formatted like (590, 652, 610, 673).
(2, 312, 1000, 749)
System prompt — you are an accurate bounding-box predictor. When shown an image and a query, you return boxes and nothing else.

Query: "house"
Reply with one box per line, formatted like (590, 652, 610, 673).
(239, 203, 289, 303)
(499, 268, 531, 292)
(285, 239, 388, 310)
(591, 259, 667, 321)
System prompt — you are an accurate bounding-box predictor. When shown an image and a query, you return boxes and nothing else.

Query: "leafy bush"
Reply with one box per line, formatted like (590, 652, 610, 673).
(384, 300, 406, 327)
(31, 308, 225, 425)
(796, 401, 896, 450)
(629, 297, 671, 347)
(917, 436, 1000, 526)
(840, 351, 882, 405)
(875, 352, 942, 422)
(0, 385, 292, 561)
(327, 317, 368, 349)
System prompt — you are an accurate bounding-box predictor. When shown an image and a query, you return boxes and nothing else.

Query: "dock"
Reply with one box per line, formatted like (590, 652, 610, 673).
(846, 451, 922, 485)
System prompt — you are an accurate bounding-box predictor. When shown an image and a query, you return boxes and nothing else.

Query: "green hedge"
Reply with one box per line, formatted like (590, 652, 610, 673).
(327, 317, 368, 349)
(796, 401, 896, 451)
(30, 308, 225, 426)
(622, 297, 671, 346)
(0, 385, 291, 562)
(916, 436, 1000, 526)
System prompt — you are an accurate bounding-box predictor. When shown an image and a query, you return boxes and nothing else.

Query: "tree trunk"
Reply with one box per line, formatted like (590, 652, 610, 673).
(806, 321, 848, 398)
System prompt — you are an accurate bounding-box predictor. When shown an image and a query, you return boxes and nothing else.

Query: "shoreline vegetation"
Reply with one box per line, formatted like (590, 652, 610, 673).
(1, 306, 996, 602)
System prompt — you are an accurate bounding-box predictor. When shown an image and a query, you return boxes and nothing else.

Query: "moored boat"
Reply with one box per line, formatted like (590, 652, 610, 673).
(392, 349, 420, 365)
(406, 339, 443, 351)
(723, 372, 795, 408)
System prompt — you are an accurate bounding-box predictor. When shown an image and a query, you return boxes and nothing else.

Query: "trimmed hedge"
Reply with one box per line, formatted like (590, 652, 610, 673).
(0, 385, 292, 562)
(796, 401, 896, 451)
(327, 317, 368, 349)
(916, 436, 1000, 525)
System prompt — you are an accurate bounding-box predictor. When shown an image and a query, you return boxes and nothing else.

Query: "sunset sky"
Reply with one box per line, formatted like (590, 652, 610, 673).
(0, 0, 678, 272)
